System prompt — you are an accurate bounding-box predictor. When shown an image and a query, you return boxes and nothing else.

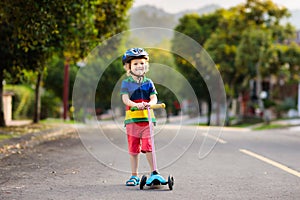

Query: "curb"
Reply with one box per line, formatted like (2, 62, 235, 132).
(0, 126, 76, 160)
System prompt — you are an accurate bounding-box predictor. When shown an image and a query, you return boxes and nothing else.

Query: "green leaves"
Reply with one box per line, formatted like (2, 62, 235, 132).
(0, 0, 134, 125)
(170, 0, 300, 121)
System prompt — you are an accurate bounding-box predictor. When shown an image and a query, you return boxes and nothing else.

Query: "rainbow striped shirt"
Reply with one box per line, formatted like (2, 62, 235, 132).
(120, 76, 157, 125)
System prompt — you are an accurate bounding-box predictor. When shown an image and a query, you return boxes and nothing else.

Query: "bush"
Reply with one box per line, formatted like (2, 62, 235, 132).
(41, 90, 62, 119)
(4, 85, 35, 119)
(263, 99, 276, 109)
(277, 97, 296, 112)
(5, 84, 62, 120)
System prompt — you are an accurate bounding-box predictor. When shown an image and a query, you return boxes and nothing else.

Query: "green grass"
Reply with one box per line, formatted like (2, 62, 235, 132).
(196, 123, 207, 126)
(232, 123, 254, 128)
(252, 124, 287, 131)
(0, 134, 13, 141)
(0, 119, 67, 142)
(40, 118, 76, 124)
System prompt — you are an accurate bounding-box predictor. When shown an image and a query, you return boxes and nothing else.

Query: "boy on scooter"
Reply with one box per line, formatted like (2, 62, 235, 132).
(120, 48, 159, 186)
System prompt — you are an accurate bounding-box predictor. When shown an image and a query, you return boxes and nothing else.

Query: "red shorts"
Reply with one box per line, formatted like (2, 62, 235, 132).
(126, 122, 152, 155)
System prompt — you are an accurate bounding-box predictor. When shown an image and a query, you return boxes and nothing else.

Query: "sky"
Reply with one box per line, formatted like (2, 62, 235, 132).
(132, 0, 300, 13)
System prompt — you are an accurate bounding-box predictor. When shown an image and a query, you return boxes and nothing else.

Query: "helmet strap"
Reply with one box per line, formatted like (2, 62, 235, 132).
(130, 70, 145, 83)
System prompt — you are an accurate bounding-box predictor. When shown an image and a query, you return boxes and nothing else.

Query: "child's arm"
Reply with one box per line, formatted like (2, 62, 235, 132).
(148, 94, 158, 105)
(122, 94, 144, 109)
(142, 94, 158, 107)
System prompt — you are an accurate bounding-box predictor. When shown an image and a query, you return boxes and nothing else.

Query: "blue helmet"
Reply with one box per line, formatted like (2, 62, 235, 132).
(122, 48, 149, 65)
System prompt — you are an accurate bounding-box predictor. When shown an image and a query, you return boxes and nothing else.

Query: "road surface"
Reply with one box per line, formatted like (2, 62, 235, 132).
(1, 123, 300, 199)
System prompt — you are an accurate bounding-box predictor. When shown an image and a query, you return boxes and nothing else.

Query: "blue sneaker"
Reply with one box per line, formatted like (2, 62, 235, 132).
(151, 171, 159, 176)
(126, 176, 140, 186)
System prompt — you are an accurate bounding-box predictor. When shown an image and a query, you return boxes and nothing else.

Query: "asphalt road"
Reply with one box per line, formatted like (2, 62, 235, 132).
(1, 123, 300, 200)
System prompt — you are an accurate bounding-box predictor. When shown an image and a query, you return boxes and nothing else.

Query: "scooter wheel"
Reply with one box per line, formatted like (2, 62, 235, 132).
(140, 175, 147, 190)
(168, 175, 174, 190)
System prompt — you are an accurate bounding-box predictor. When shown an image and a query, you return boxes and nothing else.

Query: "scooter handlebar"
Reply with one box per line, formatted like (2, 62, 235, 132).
(130, 103, 166, 111)
(150, 103, 166, 109)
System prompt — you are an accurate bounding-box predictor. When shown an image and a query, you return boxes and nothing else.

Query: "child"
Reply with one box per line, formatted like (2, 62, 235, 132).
(120, 48, 159, 186)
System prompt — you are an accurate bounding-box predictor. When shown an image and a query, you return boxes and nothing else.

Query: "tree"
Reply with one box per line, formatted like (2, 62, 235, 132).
(0, 0, 133, 126)
(0, 0, 93, 124)
(282, 43, 300, 79)
(235, 27, 273, 116)
(203, 0, 294, 122)
(206, 1, 292, 91)
(172, 0, 295, 125)
(172, 12, 222, 125)
(0, 21, 15, 126)
(46, 0, 134, 119)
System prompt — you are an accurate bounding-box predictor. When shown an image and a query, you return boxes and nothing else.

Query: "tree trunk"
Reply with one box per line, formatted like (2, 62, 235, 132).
(0, 68, 6, 127)
(33, 69, 43, 123)
(225, 97, 232, 126)
(206, 98, 211, 126)
(63, 58, 70, 120)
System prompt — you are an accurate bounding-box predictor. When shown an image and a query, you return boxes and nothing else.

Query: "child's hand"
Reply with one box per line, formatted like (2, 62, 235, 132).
(142, 102, 150, 108)
(135, 103, 145, 110)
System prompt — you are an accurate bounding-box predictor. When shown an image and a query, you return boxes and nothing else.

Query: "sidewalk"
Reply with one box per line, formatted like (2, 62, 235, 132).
(167, 115, 300, 132)
(245, 117, 300, 131)
(6, 120, 32, 126)
(272, 118, 300, 126)
(0, 120, 76, 160)
(273, 118, 300, 131)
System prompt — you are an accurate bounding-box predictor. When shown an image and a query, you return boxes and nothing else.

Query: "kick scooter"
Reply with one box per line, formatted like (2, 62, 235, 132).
(132, 103, 174, 190)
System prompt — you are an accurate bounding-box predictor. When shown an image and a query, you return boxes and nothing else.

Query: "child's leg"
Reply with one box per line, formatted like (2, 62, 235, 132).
(126, 154, 140, 186)
(139, 122, 156, 174)
(126, 123, 141, 176)
(130, 154, 139, 176)
(146, 152, 154, 173)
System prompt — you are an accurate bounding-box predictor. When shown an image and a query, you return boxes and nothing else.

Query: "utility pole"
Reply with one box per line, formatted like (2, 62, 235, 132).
(63, 57, 70, 120)
(256, 62, 264, 114)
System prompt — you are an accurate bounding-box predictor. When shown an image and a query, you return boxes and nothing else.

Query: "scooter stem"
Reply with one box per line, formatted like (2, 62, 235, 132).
(147, 106, 157, 171)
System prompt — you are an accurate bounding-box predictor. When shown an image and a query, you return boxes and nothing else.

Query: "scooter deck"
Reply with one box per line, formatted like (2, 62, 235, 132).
(146, 174, 167, 186)
(140, 174, 174, 190)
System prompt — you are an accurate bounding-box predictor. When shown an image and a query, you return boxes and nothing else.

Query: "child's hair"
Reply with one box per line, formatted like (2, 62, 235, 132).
(122, 48, 149, 76)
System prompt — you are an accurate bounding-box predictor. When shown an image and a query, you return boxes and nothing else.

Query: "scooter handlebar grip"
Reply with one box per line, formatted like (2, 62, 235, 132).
(130, 103, 166, 111)
(150, 103, 166, 109)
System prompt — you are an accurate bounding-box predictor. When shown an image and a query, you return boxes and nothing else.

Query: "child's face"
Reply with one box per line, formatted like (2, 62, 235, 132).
(130, 58, 147, 75)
